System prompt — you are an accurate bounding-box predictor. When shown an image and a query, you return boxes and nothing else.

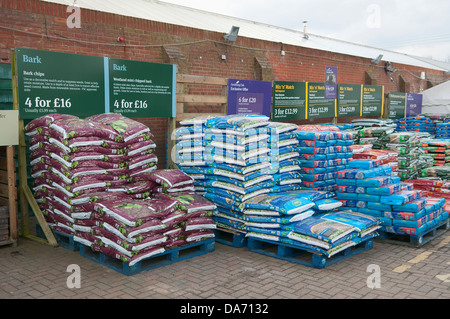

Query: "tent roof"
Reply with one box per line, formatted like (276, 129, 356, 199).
(422, 80, 450, 107)
(43, 0, 450, 72)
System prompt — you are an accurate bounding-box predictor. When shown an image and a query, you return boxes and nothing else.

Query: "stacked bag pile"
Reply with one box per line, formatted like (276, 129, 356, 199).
(395, 115, 436, 134)
(243, 190, 340, 242)
(351, 144, 399, 176)
(348, 127, 432, 180)
(26, 113, 217, 266)
(175, 114, 275, 235)
(295, 125, 353, 193)
(267, 122, 303, 193)
(375, 132, 432, 180)
(286, 210, 380, 258)
(242, 190, 380, 258)
(88, 169, 217, 266)
(420, 139, 450, 166)
(435, 122, 450, 139)
(26, 113, 157, 240)
(403, 179, 450, 211)
(357, 126, 396, 147)
(335, 159, 448, 237)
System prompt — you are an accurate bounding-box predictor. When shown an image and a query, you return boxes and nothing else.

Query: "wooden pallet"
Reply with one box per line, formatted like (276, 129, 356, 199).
(35, 225, 79, 251)
(213, 228, 247, 248)
(79, 238, 215, 276)
(377, 218, 450, 247)
(246, 237, 374, 269)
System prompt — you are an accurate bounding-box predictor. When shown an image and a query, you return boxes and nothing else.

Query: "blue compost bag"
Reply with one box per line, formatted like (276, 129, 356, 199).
(245, 227, 291, 238)
(391, 198, 427, 213)
(314, 198, 343, 211)
(366, 183, 400, 196)
(357, 193, 380, 202)
(205, 114, 269, 131)
(298, 159, 328, 168)
(297, 139, 329, 147)
(297, 153, 329, 161)
(320, 210, 380, 234)
(379, 190, 420, 206)
(348, 159, 381, 169)
(243, 193, 316, 215)
(176, 139, 209, 149)
(336, 192, 359, 200)
(243, 209, 315, 226)
(211, 162, 271, 175)
(295, 131, 330, 141)
(296, 146, 329, 154)
(195, 179, 275, 195)
(337, 185, 366, 193)
(270, 184, 304, 193)
(267, 122, 298, 134)
(287, 216, 359, 248)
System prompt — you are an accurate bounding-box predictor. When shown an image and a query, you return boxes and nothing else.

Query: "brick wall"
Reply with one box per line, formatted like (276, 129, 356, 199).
(0, 0, 448, 167)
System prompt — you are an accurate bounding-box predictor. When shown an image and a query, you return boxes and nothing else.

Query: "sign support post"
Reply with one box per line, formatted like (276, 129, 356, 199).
(11, 49, 58, 247)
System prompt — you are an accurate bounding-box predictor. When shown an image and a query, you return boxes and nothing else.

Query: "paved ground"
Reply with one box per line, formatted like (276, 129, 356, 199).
(1, 227, 449, 302)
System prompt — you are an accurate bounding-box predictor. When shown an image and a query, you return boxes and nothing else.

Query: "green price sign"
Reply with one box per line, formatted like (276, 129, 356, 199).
(337, 84, 362, 117)
(15, 48, 176, 119)
(108, 58, 176, 117)
(388, 92, 407, 119)
(361, 85, 384, 117)
(272, 81, 307, 120)
(15, 48, 105, 119)
(307, 82, 336, 119)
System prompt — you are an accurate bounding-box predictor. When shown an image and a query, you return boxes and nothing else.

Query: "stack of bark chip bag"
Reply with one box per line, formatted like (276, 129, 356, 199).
(26, 113, 144, 239)
(26, 113, 218, 267)
(176, 115, 274, 236)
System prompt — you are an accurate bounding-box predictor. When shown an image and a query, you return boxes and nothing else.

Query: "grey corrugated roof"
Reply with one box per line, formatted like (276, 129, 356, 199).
(42, 0, 450, 72)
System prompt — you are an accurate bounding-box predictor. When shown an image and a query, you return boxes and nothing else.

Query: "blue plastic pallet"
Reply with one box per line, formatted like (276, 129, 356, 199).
(35, 225, 80, 251)
(377, 218, 450, 247)
(79, 238, 215, 276)
(213, 228, 247, 248)
(246, 237, 374, 269)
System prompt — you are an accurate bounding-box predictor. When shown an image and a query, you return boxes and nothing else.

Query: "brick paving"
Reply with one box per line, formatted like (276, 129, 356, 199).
(0, 232, 449, 300)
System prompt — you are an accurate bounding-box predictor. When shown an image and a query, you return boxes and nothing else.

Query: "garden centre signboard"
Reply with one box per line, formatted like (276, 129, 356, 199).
(272, 81, 307, 120)
(406, 93, 422, 117)
(388, 92, 423, 119)
(361, 85, 384, 117)
(227, 79, 272, 116)
(108, 58, 176, 117)
(388, 92, 407, 119)
(16, 48, 105, 119)
(337, 84, 362, 117)
(14, 48, 176, 119)
(307, 82, 336, 119)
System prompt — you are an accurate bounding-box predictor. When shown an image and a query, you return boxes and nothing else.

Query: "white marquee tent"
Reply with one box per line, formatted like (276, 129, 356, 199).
(422, 80, 450, 114)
